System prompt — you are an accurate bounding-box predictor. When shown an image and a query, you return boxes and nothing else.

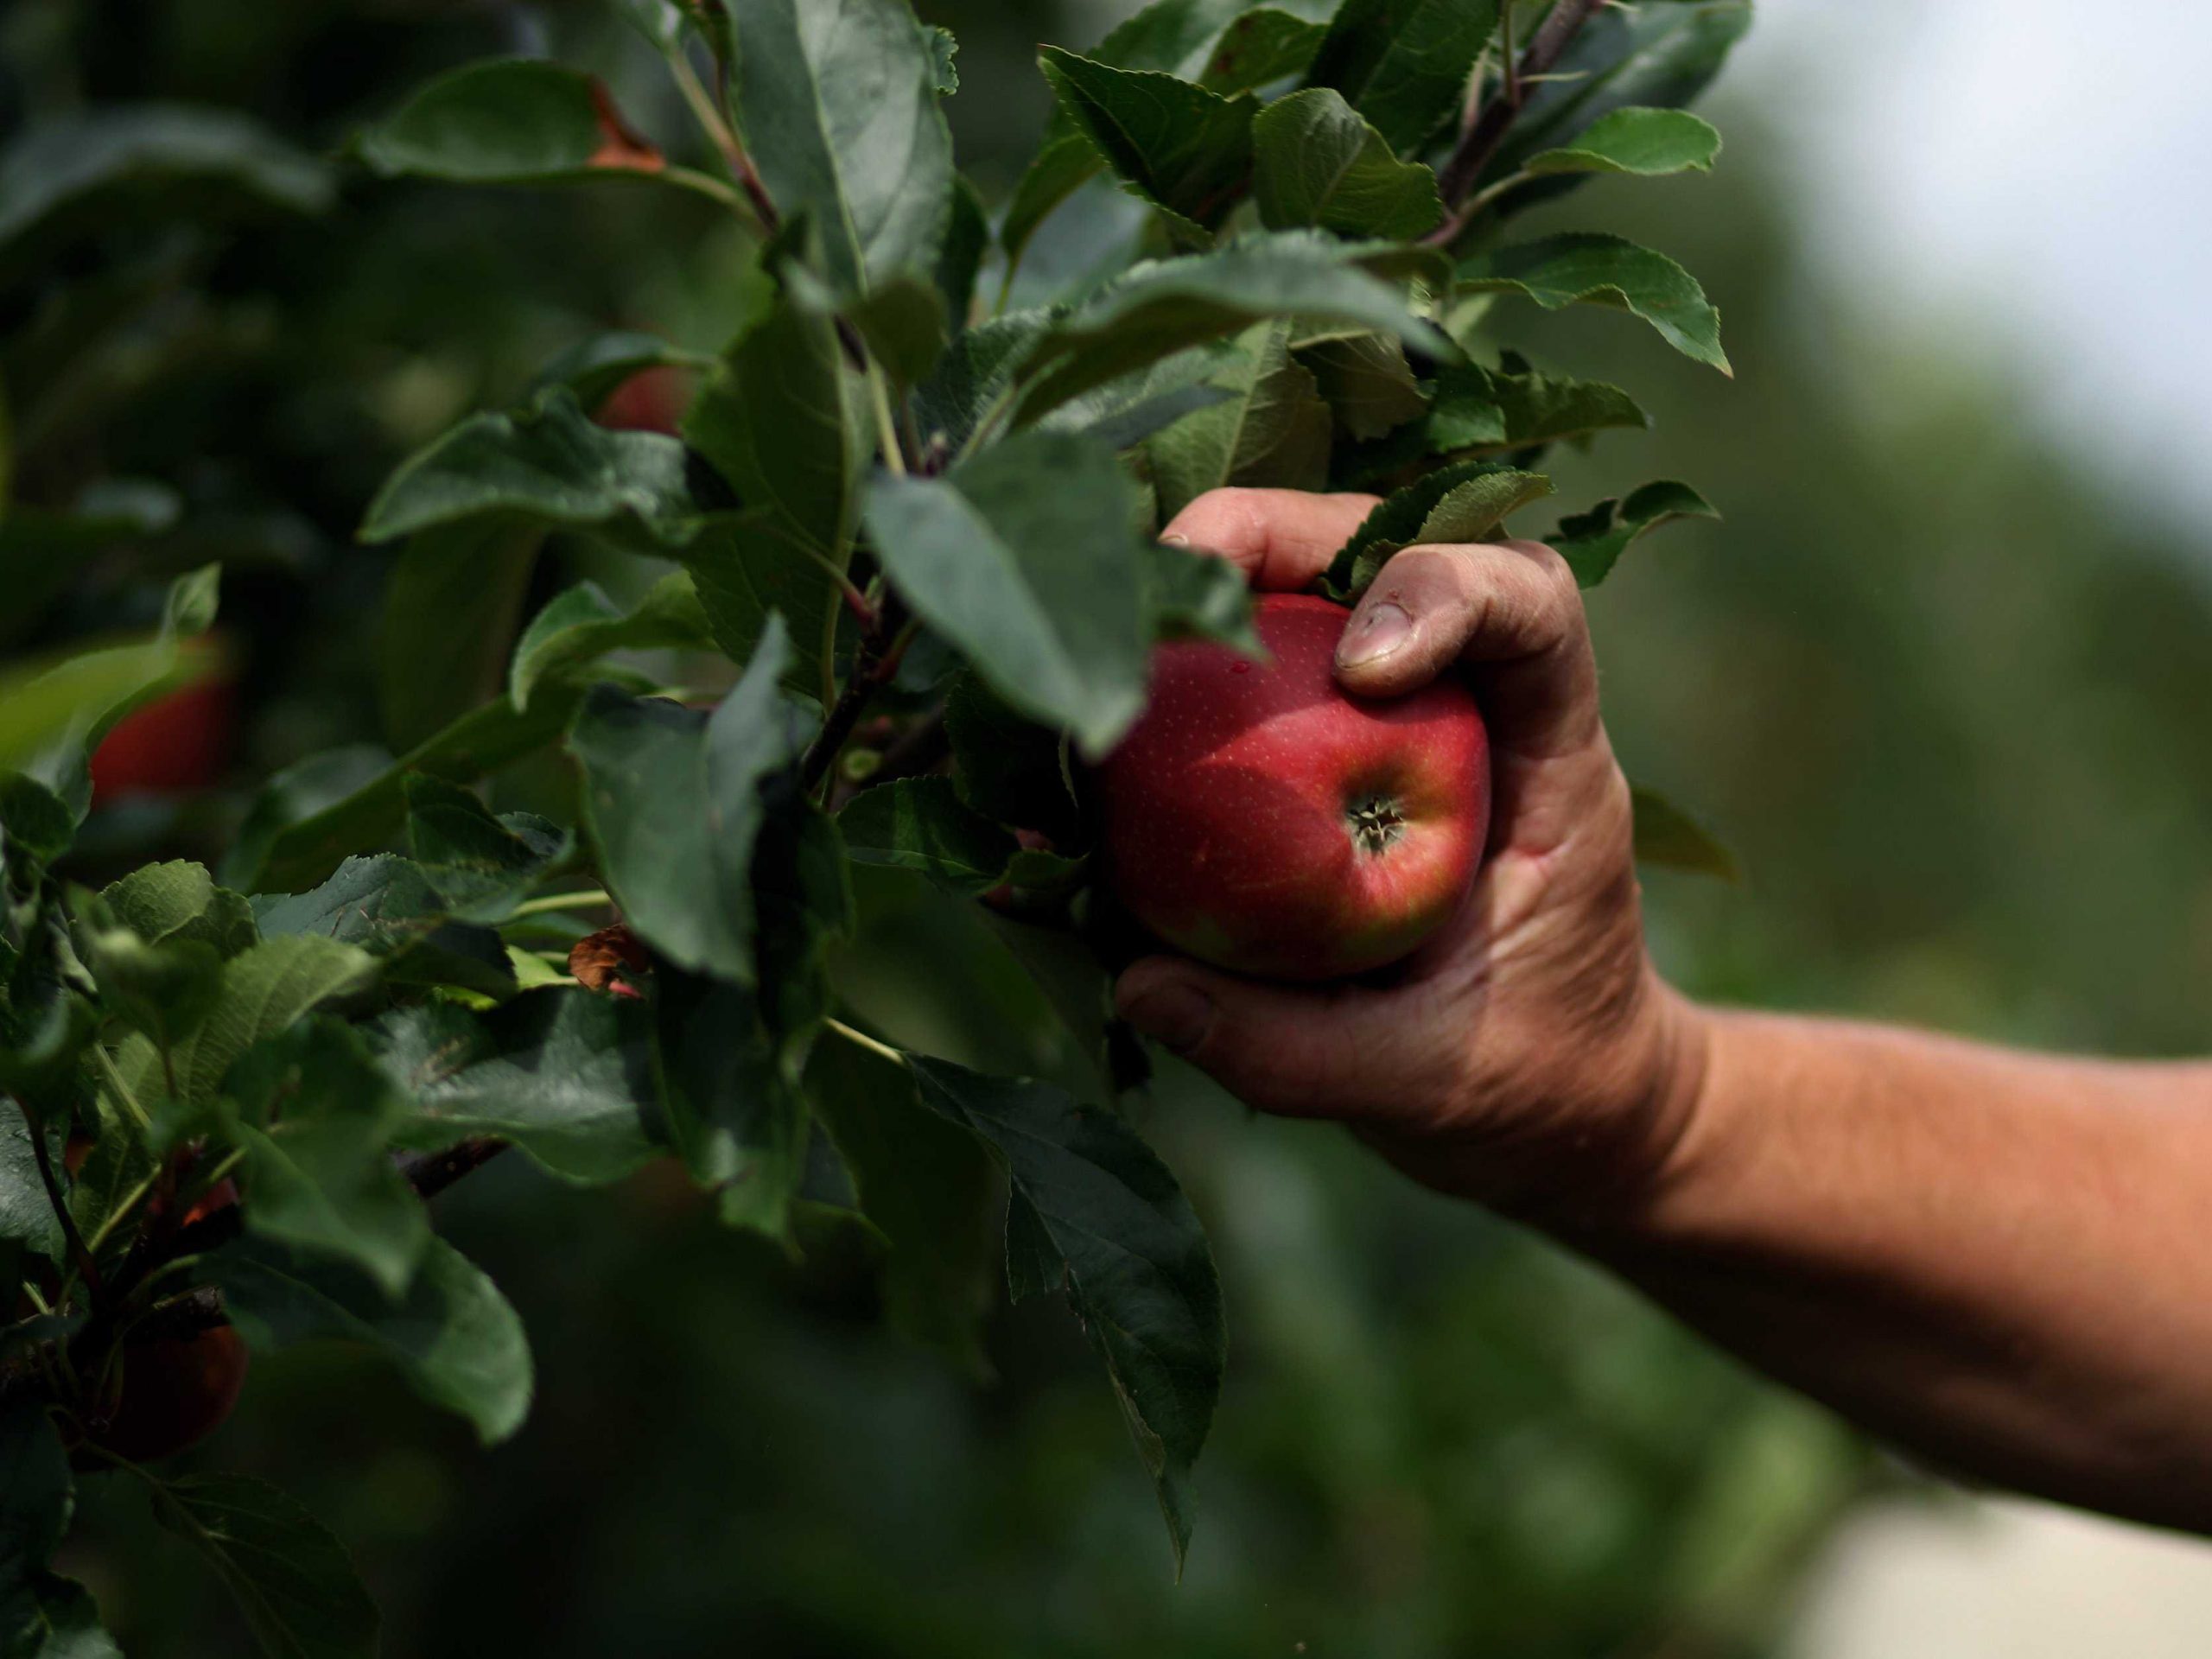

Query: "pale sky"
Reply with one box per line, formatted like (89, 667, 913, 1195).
(1738, 1, 2212, 530)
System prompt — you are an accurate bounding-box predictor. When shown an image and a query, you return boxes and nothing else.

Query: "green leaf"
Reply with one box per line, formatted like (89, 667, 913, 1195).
(1523, 106, 1721, 178)
(726, 0, 955, 294)
(1326, 459, 1554, 594)
(378, 520, 540, 752)
(1630, 785, 1741, 883)
(524, 331, 710, 413)
(233, 683, 593, 895)
(508, 573, 713, 713)
(64, 1096, 155, 1255)
(652, 795, 849, 1239)
(0, 920, 100, 1111)
(1144, 541, 1262, 652)
(1144, 319, 1332, 521)
(1550, 479, 1719, 588)
(0, 1108, 64, 1264)
(1008, 233, 1453, 427)
(1000, 0, 1295, 272)
(99, 862, 257, 957)
(807, 1035, 997, 1376)
(841, 273, 950, 391)
(683, 296, 864, 561)
(1037, 50, 1256, 237)
(131, 935, 376, 1110)
(569, 620, 807, 982)
(1197, 8, 1330, 89)
(1490, 1, 1750, 188)
(146, 1475, 376, 1659)
(0, 107, 330, 266)
(220, 747, 391, 893)
(211, 1234, 533, 1444)
(1457, 232, 1729, 373)
(1296, 330, 1427, 442)
(924, 24, 961, 93)
(864, 430, 1147, 757)
(1461, 351, 1648, 448)
(402, 774, 569, 921)
(675, 514, 837, 700)
(1033, 346, 1236, 454)
(837, 778, 1019, 899)
(71, 893, 225, 1058)
(942, 673, 1081, 846)
(1304, 0, 1499, 153)
(225, 1021, 430, 1298)
(357, 59, 663, 185)
(0, 1571, 118, 1659)
(371, 990, 661, 1185)
(359, 391, 696, 548)
(935, 174, 988, 330)
(0, 566, 222, 795)
(1250, 87, 1440, 238)
(0, 773, 75, 869)
(0, 1402, 121, 1659)
(906, 1055, 1224, 1574)
(939, 310, 1273, 463)
(251, 855, 512, 999)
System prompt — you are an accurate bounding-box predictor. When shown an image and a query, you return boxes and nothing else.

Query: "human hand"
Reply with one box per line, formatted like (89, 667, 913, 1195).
(1114, 488, 1707, 1221)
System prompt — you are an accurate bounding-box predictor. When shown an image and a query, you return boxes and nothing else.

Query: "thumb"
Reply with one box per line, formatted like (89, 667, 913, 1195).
(1115, 956, 1398, 1122)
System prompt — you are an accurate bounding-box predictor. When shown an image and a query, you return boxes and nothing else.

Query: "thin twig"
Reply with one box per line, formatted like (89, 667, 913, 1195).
(667, 48, 780, 232)
(799, 600, 915, 793)
(89, 1045, 152, 1135)
(829, 704, 950, 810)
(503, 888, 614, 922)
(401, 1139, 512, 1200)
(824, 1017, 906, 1067)
(22, 1103, 103, 1306)
(1428, 0, 1606, 244)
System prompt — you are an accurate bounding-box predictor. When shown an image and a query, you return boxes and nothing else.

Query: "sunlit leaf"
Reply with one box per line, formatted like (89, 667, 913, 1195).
(1551, 479, 1719, 587)
(1523, 106, 1721, 179)
(1459, 233, 1729, 373)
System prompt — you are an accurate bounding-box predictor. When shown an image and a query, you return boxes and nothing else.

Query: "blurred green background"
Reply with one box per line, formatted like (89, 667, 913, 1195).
(10, 0, 2210, 1653)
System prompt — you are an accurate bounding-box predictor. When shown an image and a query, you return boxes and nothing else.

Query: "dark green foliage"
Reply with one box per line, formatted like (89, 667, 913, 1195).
(0, 0, 1772, 1646)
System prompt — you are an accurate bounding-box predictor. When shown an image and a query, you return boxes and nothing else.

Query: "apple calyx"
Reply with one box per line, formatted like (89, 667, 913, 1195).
(1345, 792, 1408, 856)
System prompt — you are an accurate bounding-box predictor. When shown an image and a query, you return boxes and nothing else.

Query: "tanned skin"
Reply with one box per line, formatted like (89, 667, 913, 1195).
(1118, 487, 2212, 1535)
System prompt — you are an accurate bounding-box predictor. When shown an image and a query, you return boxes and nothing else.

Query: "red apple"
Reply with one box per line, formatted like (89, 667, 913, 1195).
(594, 365, 690, 435)
(1098, 593, 1490, 982)
(89, 671, 235, 801)
(91, 1325, 249, 1464)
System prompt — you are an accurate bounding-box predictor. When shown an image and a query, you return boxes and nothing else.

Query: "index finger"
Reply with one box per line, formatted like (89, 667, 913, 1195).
(1160, 487, 1381, 592)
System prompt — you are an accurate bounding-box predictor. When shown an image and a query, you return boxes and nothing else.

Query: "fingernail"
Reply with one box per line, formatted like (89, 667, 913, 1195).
(1121, 982, 1213, 1055)
(1337, 601, 1414, 670)
(1160, 531, 1190, 547)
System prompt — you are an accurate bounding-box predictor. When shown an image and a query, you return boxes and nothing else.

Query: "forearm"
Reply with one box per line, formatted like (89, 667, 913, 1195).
(1572, 1002, 2212, 1530)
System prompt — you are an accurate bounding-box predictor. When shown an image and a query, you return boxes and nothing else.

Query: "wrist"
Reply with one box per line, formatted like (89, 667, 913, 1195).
(1505, 969, 1719, 1237)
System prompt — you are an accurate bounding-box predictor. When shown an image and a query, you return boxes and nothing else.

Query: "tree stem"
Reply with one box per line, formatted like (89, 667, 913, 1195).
(400, 1139, 512, 1200)
(1428, 0, 1605, 245)
(21, 1100, 103, 1306)
(799, 595, 913, 794)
